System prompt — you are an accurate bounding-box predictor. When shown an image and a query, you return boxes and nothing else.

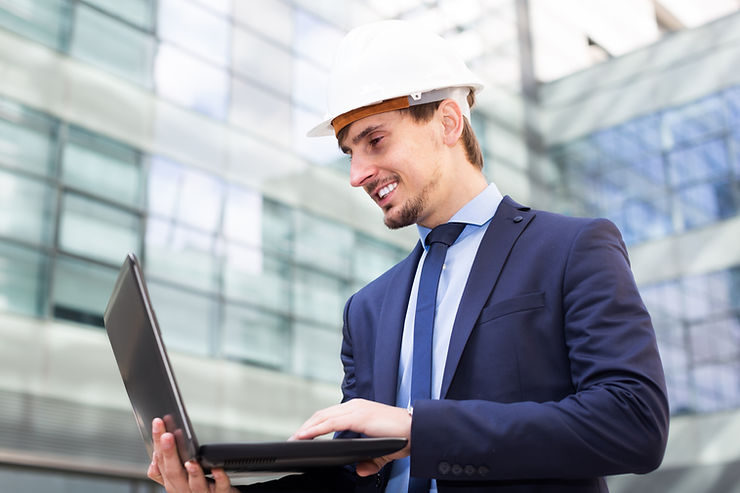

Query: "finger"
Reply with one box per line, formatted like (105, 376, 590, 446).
(152, 417, 165, 456)
(147, 452, 164, 485)
(159, 432, 189, 489)
(210, 468, 235, 493)
(185, 460, 211, 493)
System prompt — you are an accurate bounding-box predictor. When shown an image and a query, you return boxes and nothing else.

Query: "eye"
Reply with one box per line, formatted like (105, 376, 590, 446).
(369, 136, 383, 148)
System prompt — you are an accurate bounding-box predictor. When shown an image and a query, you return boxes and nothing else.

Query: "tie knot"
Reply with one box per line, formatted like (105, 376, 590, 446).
(424, 222, 466, 248)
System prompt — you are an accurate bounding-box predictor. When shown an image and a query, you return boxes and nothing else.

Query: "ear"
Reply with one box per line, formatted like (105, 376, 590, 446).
(439, 99, 465, 147)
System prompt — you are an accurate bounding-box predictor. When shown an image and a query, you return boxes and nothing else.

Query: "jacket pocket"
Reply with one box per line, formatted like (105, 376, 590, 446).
(478, 291, 545, 324)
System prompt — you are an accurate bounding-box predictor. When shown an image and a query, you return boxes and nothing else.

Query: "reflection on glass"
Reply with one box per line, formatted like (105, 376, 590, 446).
(234, 0, 292, 46)
(669, 139, 728, 188)
(158, 0, 230, 66)
(146, 280, 214, 356)
(62, 128, 142, 207)
(0, 170, 53, 246)
(59, 193, 140, 264)
(145, 217, 218, 293)
(0, 242, 47, 317)
(230, 79, 291, 142)
(232, 27, 292, 95)
(148, 156, 223, 233)
(155, 44, 229, 119)
(70, 3, 156, 87)
(222, 303, 290, 369)
(222, 185, 262, 247)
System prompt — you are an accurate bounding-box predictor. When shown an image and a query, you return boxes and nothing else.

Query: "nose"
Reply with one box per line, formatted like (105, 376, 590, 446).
(349, 154, 377, 188)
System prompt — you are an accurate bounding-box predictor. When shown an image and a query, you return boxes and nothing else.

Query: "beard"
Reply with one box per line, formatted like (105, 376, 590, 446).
(382, 178, 438, 230)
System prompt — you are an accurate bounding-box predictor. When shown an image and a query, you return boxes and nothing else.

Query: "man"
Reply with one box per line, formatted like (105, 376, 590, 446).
(148, 20, 669, 493)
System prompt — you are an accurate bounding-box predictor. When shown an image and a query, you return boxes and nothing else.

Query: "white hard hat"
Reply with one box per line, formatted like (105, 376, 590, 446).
(307, 20, 484, 138)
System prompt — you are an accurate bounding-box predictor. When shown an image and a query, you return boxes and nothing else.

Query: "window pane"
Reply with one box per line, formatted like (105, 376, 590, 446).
(294, 212, 352, 274)
(158, 0, 230, 66)
(84, 0, 154, 30)
(62, 128, 142, 207)
(669, 139, 729, 187)
(0, 100, 56, 177)
(234, 0, 292, 46)
(222, 303, 289, 369)
(59, 193, 140, 264)
(232, 27, 292, 95)
(148, 158, 223, 232)
(70, 4, 156, 87)
(292, 9, 343, 69)
(293, 268, 345, 326)
(0, 241, 47, 317)
(292, 321, 342, 382)
(51, 255, 119, 326)
(223, 245, 290, 314)
(145, 218, 218, 292)
(0, 170, 53, 245)
(0, 0, 68, 49)
(292, 58, 327, 113)
(352, 235, 404, 287)
(262, 199, 292, 257)
(230, 79, 291, 142)
(155, 44, 229, 119)
(223, 185, 262, 246)
(147, 281, 213, 356)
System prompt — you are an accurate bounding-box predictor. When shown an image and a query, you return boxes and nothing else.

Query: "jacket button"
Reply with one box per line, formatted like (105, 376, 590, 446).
(478, 465, 490, 476)
(513, 215, 523, 223)
(452, 464, 463, 476)
(464, 465, 476, 476)
(438, 462, 451, 475)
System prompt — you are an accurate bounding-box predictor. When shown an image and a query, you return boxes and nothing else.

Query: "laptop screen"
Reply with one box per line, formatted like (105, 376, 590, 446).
(104, 253, 199, 463)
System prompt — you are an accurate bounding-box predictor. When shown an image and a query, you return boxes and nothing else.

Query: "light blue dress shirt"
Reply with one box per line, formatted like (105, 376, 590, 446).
(385, 183, 503, 493)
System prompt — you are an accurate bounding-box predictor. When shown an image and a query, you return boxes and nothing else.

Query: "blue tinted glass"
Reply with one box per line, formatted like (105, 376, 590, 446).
(663, 95, 725, 147)
(678, 181, 738, 230)
(669, 139, 729, 187)
(725, 86, 740, 125)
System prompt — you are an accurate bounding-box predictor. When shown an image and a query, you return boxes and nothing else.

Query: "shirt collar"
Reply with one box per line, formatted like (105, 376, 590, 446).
(417, 182, 503, 245)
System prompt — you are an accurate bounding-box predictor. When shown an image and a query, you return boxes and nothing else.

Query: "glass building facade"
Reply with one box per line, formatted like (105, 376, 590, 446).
(1, 1, 740, 492)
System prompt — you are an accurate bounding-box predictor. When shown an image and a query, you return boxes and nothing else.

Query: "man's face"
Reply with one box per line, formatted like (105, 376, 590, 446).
(339, 109, 448, 229)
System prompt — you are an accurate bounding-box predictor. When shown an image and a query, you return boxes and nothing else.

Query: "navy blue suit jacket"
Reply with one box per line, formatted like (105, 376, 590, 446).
(243, 196, 669, 492)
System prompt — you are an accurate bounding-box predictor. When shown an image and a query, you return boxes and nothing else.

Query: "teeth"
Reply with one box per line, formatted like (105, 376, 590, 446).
(378, 183, 397, 199)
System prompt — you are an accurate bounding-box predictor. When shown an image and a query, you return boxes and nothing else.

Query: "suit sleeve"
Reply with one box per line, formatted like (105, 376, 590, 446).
(409, 218, 670, 481)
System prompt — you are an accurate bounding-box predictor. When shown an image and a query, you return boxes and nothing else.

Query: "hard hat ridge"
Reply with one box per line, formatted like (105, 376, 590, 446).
(307, 19, 484, 138)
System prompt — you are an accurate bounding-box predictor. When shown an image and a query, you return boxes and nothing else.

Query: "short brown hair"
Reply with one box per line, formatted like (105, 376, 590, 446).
(337, 92, 484, 170)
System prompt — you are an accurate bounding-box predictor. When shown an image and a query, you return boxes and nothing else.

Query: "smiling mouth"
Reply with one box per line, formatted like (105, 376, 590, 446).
(377, 182, 397, 200)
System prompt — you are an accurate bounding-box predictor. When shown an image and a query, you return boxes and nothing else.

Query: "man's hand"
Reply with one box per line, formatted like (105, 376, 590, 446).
(291, 399, 411, 476)
(148, 417, 239, 493)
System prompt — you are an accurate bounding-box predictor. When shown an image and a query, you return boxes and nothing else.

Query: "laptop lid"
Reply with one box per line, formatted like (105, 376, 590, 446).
(104, 253, 199, 463)
(103, 253, 407, 476)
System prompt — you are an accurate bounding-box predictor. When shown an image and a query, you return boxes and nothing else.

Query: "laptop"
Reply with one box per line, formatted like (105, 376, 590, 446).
(103, 253, 406, 483)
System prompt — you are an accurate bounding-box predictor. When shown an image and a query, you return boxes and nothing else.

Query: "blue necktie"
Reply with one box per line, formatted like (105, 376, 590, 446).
(408, 222, 466, 493)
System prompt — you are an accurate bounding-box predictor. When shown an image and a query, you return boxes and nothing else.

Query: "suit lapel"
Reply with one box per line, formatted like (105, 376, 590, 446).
(373, 243, 423, 406)
(440, 196, 534, 398)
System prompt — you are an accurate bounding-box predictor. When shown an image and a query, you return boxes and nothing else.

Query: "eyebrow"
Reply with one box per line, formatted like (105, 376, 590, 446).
(339, 124, 384, 153)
